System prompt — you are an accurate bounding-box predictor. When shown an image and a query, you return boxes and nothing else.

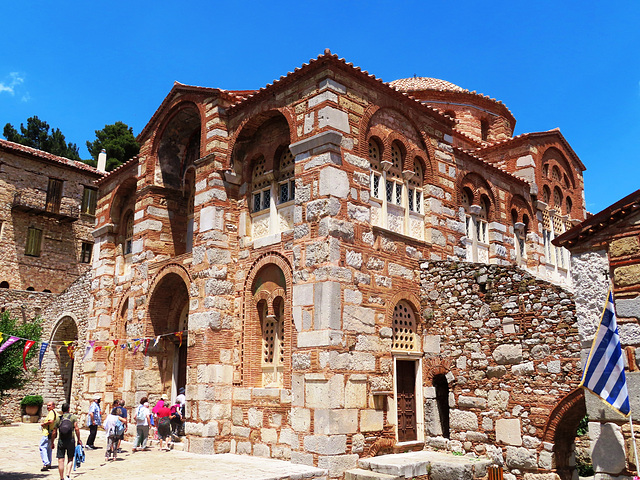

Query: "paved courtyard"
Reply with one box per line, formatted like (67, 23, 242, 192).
(0, 423, 326, 480)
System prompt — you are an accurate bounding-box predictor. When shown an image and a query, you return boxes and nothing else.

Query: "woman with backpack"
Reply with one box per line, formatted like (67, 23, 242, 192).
(132, 398, 151, 452)
(103, 405, 127, 461)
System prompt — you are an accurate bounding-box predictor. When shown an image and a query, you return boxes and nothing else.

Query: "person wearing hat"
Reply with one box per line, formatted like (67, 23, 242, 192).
(85, 394, 102, 450)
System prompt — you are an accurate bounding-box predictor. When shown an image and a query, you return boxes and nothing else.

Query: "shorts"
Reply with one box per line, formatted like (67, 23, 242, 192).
(57, 440, 75, 460)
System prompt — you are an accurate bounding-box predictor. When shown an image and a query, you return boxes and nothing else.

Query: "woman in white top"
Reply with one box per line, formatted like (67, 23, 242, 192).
(132, 397, 151, 452)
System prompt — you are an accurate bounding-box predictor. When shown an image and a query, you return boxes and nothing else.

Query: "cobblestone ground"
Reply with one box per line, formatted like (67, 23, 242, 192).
(0, 423, 326, 480)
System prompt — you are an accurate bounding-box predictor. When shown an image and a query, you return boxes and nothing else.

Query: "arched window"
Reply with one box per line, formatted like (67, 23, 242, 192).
(480, 119, 490, 141)
(392, 301, 417, 352)
(476, 197, 489, 244)
(184, 168, 196, 254)
(250, 147, 295, 239)
(407, 160, 423, 214)
(542, 185, 551, 205)
(386, 143, 403, 206)
(552, 166, 561, 182)
(0, 281, 8, 289)
(512, 209, 528, 265)
(542, 164, 549, 178)
(461, 186, 491, 264)
(277, 149, 295, 205)
(553, 187, 563, 210)
(251, 156, 270, 213)
(123, 212, 134, 256)
(369, 139, 383, 201)
(249, 262, 290, 388)
(461, 187, 473, 241)
(566, 197, 573, 216)
(261, 296, 285, 387)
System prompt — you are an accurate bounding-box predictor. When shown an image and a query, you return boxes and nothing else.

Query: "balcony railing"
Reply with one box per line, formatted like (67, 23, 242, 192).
(12, 191, 79, 222)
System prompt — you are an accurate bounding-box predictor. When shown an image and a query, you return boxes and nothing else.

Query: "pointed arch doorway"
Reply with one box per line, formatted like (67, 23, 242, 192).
(51, 316, 78, 404)
(148, 270, 190, 400)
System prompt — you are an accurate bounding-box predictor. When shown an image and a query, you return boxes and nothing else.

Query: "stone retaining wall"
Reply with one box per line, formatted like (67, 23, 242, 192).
(420, 261, 581, 479)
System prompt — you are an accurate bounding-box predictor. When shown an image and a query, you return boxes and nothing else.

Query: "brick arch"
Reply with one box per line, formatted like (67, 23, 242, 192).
(541, 147, 575, 189)
(458, 172, 498, 222)
(242, 252, 293, 388)
(357, 104, 382, 157)
(424, 357, 453, 384)
(228, 107, 296, 177)
(509, 194, 534, 223)
(108, 176, 137, 226)
(150, 100, 205, 158)
(50, 314, 79, 404)
(542, 388, 586, 480)
(147, 263, 192, 337)
(361, 105, 430, 156)
(50, 312, 79, 342)
(386, 291, 421, 325)
(148, 263, 193, 296)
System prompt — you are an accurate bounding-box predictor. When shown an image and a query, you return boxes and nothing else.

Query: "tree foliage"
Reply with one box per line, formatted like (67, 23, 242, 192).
(0, 311, 43, 398)
(86, 121, 139, 172)
(3, 116, 81, 161)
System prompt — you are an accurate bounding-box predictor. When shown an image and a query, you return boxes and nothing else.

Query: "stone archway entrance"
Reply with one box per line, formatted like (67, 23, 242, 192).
(543, 388, 587, 480)
(148, 271, 189, 400)
(50, 316, 78, 404)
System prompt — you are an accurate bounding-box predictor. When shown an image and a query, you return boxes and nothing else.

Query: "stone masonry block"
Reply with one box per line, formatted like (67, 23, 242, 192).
(293, 283, 314, 307)
(609, 236, 640, 257)
(360, 410, 383, 431)
(319, 166, 350, 198)
(614, 264, 640, 287)
(314, 409, 358, 434)
(496, 418, 522, 446)
(343, 305, 376, 333)
(449, 409, 478, 431)
(304, 434, 347, 455)
(318, 106, 350, 133)
(291, 407, 311, 432)
(314, 282, 342, 330)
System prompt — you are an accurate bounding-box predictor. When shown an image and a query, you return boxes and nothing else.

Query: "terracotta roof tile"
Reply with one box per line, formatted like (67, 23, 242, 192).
(389, 77, 468, 93)
(0, 139, 102, 176)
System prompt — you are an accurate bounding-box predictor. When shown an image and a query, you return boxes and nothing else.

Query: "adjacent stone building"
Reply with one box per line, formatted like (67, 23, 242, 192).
(0, 139, 102, 418)
(82, 51, 588, 479)
(555, 188, 640, 478)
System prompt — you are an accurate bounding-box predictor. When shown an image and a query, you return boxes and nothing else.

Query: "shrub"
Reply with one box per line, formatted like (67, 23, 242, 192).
(20, 395, 43, 407)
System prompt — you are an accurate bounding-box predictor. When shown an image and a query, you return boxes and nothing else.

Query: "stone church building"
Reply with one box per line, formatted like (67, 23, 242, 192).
(80, 51, 589, 479)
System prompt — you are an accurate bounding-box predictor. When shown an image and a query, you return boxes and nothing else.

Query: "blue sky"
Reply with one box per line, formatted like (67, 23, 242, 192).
(1, 1, 638, 213)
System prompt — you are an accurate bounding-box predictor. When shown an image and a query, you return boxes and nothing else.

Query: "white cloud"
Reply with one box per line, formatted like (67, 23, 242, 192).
(0, 72, 25, 96)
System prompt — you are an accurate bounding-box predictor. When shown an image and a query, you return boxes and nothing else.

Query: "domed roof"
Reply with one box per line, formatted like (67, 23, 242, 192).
(389, 77, 468, 93)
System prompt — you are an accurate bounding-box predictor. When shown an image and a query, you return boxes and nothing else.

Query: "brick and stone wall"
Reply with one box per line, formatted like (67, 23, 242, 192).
(0, 272, 91, 421)
(420, 261, 581, 479)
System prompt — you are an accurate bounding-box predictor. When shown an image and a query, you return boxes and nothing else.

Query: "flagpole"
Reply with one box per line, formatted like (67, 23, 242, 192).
(630, 415, 640, 477)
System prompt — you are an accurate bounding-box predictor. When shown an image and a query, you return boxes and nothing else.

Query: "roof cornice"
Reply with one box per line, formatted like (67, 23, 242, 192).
(0, 139, 102, 177)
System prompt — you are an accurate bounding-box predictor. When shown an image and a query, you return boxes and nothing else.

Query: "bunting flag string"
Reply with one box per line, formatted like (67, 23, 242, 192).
(23, 340, 35, 370)
(0, 336, 19, 353)
(39, 342, 49, 368)
(0, 329, 189, 371)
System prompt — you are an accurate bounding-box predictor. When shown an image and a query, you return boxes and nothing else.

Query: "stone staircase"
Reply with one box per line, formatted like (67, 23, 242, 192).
(345, 450, 493, 480)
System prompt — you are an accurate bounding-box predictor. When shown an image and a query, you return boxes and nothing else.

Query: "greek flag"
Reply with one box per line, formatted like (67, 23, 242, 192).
(580, 290, 630, 416)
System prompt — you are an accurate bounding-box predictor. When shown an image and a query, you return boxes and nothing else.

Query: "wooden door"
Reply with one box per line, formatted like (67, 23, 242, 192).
(396, 360, 417, 442)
